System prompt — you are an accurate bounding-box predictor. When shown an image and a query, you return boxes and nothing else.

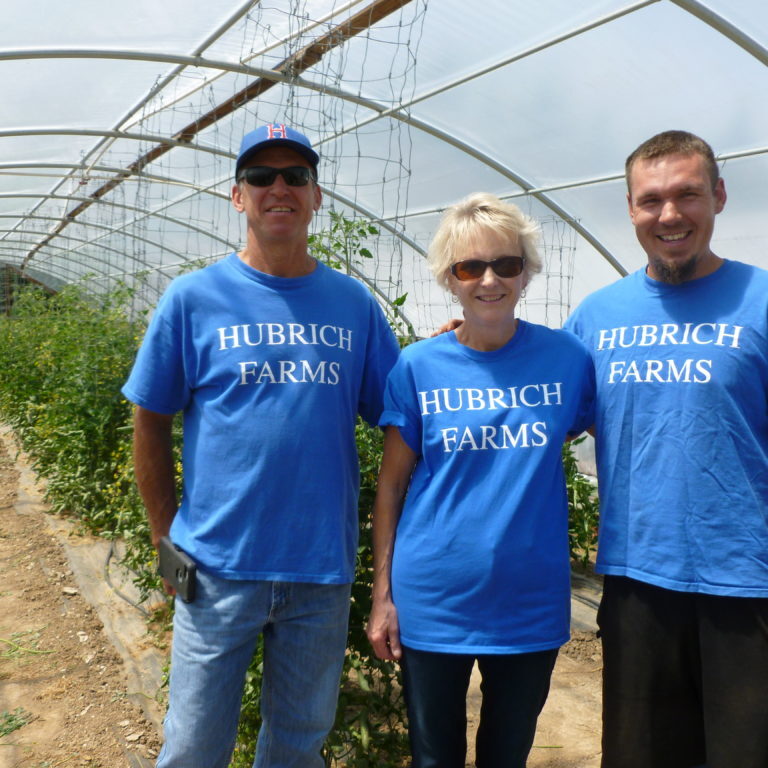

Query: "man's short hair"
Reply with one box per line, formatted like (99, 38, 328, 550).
(427, 192, 542, 291)
(625, 130, 719, 192)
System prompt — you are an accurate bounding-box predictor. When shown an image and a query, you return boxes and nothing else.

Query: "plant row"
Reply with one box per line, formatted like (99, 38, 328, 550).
(0, 277, 597, 767)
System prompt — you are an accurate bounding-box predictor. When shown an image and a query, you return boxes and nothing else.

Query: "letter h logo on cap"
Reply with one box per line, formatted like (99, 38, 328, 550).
(267, 123, 288, 139)
(235, 123, 320, 178)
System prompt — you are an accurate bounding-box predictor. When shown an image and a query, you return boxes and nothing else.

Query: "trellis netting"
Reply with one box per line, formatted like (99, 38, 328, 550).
(0, 0, 766, 335)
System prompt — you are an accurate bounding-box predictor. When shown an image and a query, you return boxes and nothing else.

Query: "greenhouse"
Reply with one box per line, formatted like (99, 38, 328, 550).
(1, 0, 767, 766)
(0, 0, 766, 329)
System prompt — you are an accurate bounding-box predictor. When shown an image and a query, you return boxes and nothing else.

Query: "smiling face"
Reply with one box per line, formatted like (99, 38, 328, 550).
(231, 145, 321, 249)
(627, 152, 726, 284)
(448, 228, 526, 342)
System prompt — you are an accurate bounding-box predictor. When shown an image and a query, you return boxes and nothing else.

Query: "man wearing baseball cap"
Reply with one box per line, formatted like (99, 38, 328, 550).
(123, 123, 399, 767)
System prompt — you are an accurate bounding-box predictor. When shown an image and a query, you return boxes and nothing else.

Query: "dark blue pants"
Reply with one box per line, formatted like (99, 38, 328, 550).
(400, 645, 558, 768)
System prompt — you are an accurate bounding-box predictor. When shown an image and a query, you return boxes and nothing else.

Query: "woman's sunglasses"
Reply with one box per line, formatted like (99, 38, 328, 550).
(450, 255, 525, 281)
(238, 166, 314, 187)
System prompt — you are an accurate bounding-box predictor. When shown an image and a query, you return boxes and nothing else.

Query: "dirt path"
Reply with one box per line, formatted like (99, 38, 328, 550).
(0, 432, 161, 767)
(0, 426, 603, 767)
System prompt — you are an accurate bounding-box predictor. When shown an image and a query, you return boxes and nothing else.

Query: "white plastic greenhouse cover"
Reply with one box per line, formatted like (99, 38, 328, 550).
(0, 0, 766, 336)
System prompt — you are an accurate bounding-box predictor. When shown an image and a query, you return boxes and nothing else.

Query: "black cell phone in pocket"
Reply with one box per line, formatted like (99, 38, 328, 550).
(158, 536, 197, 603)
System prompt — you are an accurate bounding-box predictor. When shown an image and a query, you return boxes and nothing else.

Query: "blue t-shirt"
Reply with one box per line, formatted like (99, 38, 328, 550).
(381, 322, 595, 654)
(565, 260, 768, 597)
(122, 253, 399, 584)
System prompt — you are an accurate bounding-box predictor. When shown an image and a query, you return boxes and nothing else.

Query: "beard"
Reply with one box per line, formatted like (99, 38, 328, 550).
(648, 253, 699, 285)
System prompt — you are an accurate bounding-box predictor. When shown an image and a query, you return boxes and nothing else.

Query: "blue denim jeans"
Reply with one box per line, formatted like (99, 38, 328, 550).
(156, 570, 351, 768)
(400, 645, 558, 768)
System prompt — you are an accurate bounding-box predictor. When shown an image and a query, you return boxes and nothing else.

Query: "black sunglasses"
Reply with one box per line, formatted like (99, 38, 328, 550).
(238, 166, 314, 187)
(450, 255, 525, 281)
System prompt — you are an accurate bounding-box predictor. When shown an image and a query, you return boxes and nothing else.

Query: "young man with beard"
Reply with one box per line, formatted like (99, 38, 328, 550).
(565, 130, 768, 768)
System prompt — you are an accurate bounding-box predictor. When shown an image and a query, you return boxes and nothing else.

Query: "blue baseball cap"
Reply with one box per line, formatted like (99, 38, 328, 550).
(235, 123, 319, 178)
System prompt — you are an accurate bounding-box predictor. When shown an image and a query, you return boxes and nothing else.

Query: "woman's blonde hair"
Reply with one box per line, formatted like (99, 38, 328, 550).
(427, 192, 541, 290)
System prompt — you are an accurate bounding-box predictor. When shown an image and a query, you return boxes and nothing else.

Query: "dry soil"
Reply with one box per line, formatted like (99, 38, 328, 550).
(0, 431, 161, 767)
(0, 427, 603, 767)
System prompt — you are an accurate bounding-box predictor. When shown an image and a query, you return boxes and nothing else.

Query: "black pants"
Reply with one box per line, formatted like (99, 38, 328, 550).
(598, 576, 768, 768)
(400, 644, 558, 768)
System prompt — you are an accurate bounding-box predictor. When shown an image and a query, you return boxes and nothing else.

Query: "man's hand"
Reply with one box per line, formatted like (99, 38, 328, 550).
(366, 596, 403, 661)
(431, 318, 463, 337)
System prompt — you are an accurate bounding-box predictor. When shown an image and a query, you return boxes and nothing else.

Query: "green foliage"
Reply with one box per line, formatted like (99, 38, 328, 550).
(1, 707, 32, 738)
(563, 436, 600, 569)
(1, 629, 53, 658)
(309, 211, 414, 344)
(0, 280, 177, 599)
(325, 422, 409, 766)
(309, 211, 379, 272)
(0, 283, 145, 532)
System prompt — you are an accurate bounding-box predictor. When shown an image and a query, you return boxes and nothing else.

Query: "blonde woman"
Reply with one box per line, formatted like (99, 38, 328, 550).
(367, 193, 594, 768)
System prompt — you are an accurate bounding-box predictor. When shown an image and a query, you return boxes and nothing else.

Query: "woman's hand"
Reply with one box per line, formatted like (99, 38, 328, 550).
(367, 426, 416, 662)
(367, 595, 403, 661)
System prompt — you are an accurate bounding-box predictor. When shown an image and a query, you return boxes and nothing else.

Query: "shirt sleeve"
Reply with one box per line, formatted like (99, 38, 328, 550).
(569, 350, 596, 435)
(561, 312, 595, 434)
(562, 307, 582, 340)
(357, 295, 400, 426)
(121, 287, 192, 415)
(379, 352, 422, 454)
